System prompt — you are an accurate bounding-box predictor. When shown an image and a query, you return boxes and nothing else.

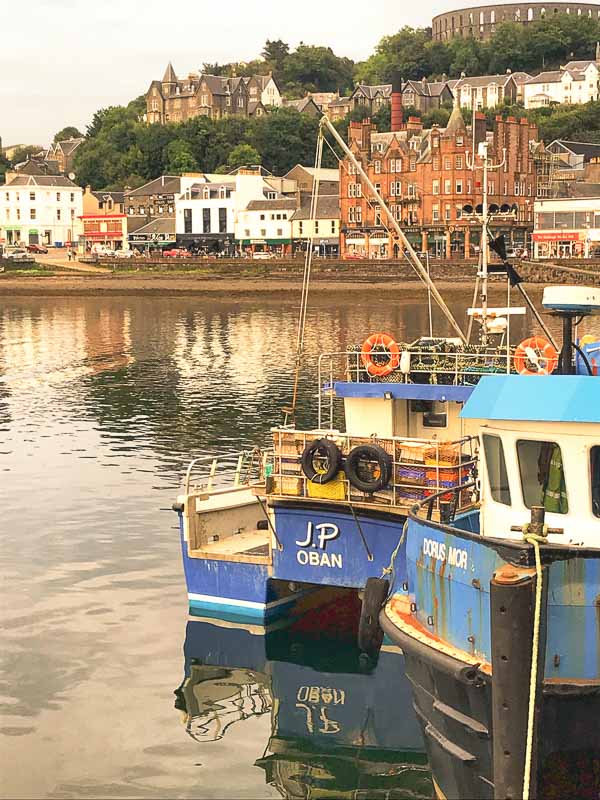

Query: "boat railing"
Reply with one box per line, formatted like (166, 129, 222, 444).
(317, 347, 513, 429)
(409, 481, 479, 526)
(269, 429, 478, 515)
(184, 448, 273, 496)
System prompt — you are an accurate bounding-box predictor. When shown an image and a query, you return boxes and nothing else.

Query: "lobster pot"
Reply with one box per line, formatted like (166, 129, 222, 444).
(424, 443, 461, 467)
(396, 486, 429, 502)
(347, 436, 395, 458)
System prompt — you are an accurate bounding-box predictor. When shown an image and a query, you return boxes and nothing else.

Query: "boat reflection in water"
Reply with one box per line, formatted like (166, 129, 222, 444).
(175, 592, 432, 798)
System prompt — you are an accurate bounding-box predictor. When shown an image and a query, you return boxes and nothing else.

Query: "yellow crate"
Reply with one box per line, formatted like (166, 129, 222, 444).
(273, 476, 304, 496)
(424, 443, 461, 467)
(307, 471, 347, 501)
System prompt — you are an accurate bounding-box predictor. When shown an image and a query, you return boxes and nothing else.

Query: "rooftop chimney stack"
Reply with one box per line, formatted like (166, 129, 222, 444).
(391, 72, 403, 132)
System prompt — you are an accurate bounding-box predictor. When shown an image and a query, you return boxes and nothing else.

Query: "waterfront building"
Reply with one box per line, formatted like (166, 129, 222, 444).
(175, 170, 280, 253)
(533, 196, 600, 257)
(432, 2, 600, 42)
(523, 58, 600, 108)
(283, 165, 340, 194)
(78, 186, 127, 253)
(235, 197, 297, 256)
(125, 175, 183, 249)
(0, 173, 82, 247)
(339, 102, 539, 259)
(291, 193, 340, 255)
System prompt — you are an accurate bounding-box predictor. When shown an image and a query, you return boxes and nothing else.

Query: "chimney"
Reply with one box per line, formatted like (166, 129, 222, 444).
(406, 116, 423, 133)
(391, 72, 403, 132)
(474, 112, 487, 147)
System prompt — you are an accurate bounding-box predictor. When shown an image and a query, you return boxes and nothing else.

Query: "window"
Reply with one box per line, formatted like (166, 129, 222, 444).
(455, 155, 463, 169)
(331, 220, 336, 234)
(30, 208, 37, 220)
(456, 135, 464, 146)
(456, 180, 463, 194)
(444, 179, 451, 194)
(314, 221, 320, 233)
(298, 221, 304, 235)
(70, 193, 75, 202)
(432, 204, 440, 222)
(56, 192, 61, 201)
(16, 209, 20, 220)
(456, 205, 463, 220)
(489, 180, 495, 195)
(433, 156, 440, 170)
(517, 440, 568, 514)
(390, 181, 401, 196)
(374, 160, 381, 174)
(483, 435, 511, 505)
(56, 209, 61, 220)
(277, 228, 283, 236)
(444, 157, 451, 170)
(445, 204, 451, 221)
(219, 208, 227, 233)
(260, 228, 267, 236)
(203, 208, 211, 233)
(260, 214, 265, 220)
(29, 192, 35, 201)
(592, 447, 600, 517)
(184, 208, 192, 234)
(432, 180, 440, 195)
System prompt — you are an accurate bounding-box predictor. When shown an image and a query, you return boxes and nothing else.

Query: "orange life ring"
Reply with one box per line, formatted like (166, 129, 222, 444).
(514, 336, 559, 376)
(361, 332, 400, 377)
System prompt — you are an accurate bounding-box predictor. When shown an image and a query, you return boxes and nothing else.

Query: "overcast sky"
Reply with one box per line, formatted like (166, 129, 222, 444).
(2, 0, 501, 146)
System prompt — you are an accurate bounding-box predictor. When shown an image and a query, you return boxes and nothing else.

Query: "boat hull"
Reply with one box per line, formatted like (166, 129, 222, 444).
(381, 511, 600, 799)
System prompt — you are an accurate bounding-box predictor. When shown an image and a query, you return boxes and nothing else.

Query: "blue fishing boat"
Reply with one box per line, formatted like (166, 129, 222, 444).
(380, 286, 600, 799)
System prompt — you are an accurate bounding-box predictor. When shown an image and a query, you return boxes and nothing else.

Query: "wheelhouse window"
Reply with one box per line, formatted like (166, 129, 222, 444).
(483, 434, 511, 505)
(592, 446, 600, 517)
(517, 440, 568, 514)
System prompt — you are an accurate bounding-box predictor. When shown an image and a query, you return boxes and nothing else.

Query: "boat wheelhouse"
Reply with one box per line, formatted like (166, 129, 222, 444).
(380, 288, 600, 800)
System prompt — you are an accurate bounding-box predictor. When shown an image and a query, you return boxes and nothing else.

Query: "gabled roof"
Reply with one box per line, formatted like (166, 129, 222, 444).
(56, 137, 84, 156)
(445, 99, 467, 135)
(131, 218, 175, 235)
(525, 70, 568, 85)
(4, 174, 80, 188)
(283, 97, 321, 113)
(403, 79, 450, 98)
(291, 193, 339, 220)
(455, 73, 517, 89)
(245, 198, 297, 211)
(92, 190, 125, 203)
(548, 139, 600, 161)
(352, 83, 393, 100)
(126, 175, 181, 196)
(563, 60, 597, 71)
(199, 74, 228, 95)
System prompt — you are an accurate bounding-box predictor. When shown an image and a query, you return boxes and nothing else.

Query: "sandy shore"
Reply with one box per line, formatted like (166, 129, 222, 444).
(0, 272, 516, 298)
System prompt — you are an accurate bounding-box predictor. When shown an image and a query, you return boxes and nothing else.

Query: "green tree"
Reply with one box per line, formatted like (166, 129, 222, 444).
(164, 139, 198, 173)
(227, 143, 261, 169)
(281, 45, 354, 93)
(8, 145, 40, 165)
(0, 152, 10, 182)
(262, 39, 290, 71)
(53, 126, 83, 142)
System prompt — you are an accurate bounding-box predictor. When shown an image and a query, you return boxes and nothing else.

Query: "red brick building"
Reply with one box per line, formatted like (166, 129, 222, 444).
(340, 104, 539, 259)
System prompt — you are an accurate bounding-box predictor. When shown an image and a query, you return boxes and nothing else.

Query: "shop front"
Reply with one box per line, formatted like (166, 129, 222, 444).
(238, 238, 292, 256)
(80, 215, 127, 254)
(532, 230, 585, 259)
(128, 219, 176, 253)
(176, 233, 236, 256)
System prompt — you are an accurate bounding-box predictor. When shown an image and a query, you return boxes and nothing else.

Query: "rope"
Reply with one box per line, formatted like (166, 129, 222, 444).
(381, 517, 409, 595)
(522, 528, 544, 800)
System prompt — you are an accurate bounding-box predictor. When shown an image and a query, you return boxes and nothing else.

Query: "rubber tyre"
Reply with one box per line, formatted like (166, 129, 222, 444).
(301, 438, 342, 485)
(344, 444, 393, 494)
(358, 577, 390, 657)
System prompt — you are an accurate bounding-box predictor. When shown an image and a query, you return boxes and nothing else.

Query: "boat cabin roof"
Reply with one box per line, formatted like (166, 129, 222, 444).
(330, 382, 474, 402)
(461, 375, 600, 424)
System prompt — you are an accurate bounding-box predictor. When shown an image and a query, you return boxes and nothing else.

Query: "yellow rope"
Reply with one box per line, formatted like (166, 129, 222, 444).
(522, 529, 544, 800)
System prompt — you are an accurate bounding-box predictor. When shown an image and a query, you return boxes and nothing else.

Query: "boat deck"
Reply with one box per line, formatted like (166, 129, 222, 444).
(188, 529, 271, 565)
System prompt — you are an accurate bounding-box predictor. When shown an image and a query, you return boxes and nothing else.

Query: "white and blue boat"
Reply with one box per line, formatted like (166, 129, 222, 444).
(380, 286, 600, 799)
(172, 337, 499, 632)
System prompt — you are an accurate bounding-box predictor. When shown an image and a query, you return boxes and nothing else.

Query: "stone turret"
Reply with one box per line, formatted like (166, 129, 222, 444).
(162, 62, 177, 96)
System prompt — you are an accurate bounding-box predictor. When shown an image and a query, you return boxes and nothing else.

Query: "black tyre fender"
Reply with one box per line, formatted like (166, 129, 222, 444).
(358, 577, 390, 657)
(301, 438, 342, 484)
(344, 444, 393, 493)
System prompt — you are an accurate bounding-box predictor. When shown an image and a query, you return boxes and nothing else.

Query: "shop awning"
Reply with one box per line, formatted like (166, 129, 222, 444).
(533, 231, 581, 242)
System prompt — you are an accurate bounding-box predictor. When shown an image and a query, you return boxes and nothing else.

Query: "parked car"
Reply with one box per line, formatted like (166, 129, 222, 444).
(251, 251, 274, 260)
(92, 247, 117, 257)
(114, 249, 134, 259)
(26, 244, 48, 254)
(6, 248, 30, 261)
(506, 246, 528, 259)
(163, 248, 192, 258)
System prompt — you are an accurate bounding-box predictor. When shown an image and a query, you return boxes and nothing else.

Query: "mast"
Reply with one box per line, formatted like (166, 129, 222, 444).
(320, 116, 467, 344)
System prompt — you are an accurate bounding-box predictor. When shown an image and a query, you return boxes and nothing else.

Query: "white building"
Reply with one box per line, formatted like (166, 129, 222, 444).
(235, 197, 297, 255)
(523, 61, 600, 109)
(243, 74, 282, 108)
(450, 73, 530, 109)
(533, 196, 600, 259)
(0, 174, 83, 247)
(290, 193, 340, 255)
(176, 171, 293, 253)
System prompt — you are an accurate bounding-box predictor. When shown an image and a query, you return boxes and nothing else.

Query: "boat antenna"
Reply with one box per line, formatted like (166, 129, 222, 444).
(320, 115, 467, 344)
(284, 128, 324, 426)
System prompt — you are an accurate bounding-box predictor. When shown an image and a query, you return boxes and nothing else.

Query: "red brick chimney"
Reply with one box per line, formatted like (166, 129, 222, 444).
(391, 72, 403, 132)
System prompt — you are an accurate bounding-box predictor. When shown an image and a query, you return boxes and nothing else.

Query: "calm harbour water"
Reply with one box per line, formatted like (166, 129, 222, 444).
(0, 289, 563, 799)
